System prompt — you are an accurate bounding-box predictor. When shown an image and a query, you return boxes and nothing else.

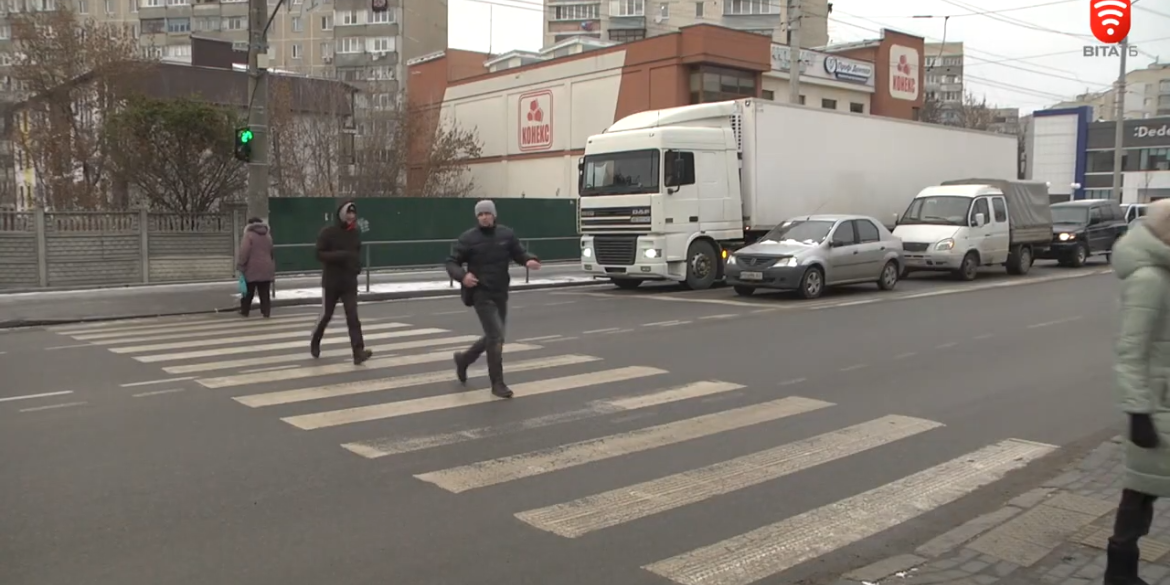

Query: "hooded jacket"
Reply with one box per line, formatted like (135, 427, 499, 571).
(238, 220, 276, 283)
(1112, 205, 1170, 497)
(316, 200, 363, 290)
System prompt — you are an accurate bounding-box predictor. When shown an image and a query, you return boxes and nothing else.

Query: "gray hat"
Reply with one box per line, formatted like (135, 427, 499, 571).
(474, 199, 497, 217)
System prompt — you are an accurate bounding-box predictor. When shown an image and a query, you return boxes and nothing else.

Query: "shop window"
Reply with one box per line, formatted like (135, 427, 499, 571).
(1140, 148, 1170, 171)
(688, 65, 756, 104)
(608, 29, 645, 42)
(850, 102, 864, 113)
(821, 98, 837, 110)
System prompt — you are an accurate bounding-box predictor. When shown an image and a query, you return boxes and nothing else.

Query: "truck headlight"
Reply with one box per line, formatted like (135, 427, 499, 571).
(934, 239, 955, 251)
(643, 248, 662, 259)
(1058, 233, 1074, 241)
(582, 247, 593, 258)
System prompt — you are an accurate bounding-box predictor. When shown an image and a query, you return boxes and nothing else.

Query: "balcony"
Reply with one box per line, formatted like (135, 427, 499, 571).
(723, 0, 781, 16)
(609, 0, 643, 17)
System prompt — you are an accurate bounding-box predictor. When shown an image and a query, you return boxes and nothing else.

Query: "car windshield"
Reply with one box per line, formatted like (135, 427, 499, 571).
(898, 196, 970, 226)
(1051, 207, 1088, 224)
(580, 149, 660, 196)
(760, 220, 835, 245)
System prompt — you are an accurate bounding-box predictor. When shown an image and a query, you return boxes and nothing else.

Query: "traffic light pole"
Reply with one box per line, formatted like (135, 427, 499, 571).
(245, 0, 270, 220)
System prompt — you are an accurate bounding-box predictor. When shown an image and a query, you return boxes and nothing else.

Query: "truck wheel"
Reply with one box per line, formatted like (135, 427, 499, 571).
(1070, 244, 1087, 268)
(733, 285, 755, 297)
(877, 261, 899, 291)
(683, 240, 718, 290)
(798, 266, 824, 299)
(611, 278, 642, 290)
(954, 252, 979, 281)
(1006, 246, 1032, 275)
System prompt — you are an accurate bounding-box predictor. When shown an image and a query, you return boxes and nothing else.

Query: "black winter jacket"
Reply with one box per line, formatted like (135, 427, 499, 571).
(316, 201, 362, 290)
(445, 224, 536, 296)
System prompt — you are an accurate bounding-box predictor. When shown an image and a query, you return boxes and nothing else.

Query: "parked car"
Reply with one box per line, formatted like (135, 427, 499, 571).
(1035, 199, 1128, 267)
(1121, 203, 1148, 223)
(725, 214, 904, 300)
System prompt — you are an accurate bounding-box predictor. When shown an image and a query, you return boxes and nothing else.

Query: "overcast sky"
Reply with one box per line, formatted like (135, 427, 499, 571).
(447, 0, 1170, 114)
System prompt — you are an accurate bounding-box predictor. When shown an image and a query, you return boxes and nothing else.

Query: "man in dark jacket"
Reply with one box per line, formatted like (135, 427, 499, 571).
(310, 200, 372, 365)
(446, 199, 540, 398)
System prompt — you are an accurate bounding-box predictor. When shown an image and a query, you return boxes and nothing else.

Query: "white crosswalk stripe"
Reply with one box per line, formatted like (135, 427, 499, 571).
(52, 314, 1062, 585)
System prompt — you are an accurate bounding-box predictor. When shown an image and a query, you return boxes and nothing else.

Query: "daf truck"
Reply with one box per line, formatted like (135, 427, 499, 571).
(577, 98, 1020, 290)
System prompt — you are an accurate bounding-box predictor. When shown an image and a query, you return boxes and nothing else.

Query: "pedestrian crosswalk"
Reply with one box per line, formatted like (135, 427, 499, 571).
(48, 313, 1060, 585)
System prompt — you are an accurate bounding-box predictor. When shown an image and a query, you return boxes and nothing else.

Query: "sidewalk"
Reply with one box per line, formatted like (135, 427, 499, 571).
(0, 263, 597, 328)
(834, 437, 1170, 585)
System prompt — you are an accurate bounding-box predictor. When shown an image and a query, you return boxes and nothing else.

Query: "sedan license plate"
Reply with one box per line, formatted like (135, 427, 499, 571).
(739, 271, 763, 281)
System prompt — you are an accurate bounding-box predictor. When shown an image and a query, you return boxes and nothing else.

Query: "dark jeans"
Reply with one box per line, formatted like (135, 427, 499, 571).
(463, 292, 508, 385)
(240, 280, 272, 317)
(311, 285, 365, 355)
(1110, 488, 1158, 551)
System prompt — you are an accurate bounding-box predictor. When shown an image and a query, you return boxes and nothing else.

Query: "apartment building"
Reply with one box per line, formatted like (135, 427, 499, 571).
(1052, 62, 1170, 121)
(922, 41, 963, 125)
(543, 0, 829, 50)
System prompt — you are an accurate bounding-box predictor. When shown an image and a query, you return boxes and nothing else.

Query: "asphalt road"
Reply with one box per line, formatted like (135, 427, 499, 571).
(0, 260, 1123, 585)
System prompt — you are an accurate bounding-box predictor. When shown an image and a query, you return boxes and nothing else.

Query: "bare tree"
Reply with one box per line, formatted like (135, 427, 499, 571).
(268, 76, 354, 198)
(8, 6, 151, 210)
(919, 93, 944, 125)
(953, 91, 995, 132)
(104, 96, 245, 213)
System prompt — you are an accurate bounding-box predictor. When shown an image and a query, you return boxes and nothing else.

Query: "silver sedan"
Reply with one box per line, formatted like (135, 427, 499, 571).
(725, 214, 905, 300)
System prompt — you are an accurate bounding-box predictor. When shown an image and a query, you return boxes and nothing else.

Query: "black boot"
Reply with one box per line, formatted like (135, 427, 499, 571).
(1105, 543, 1150, 585)
(309, 337, 321, 358)
(453, 352, 469, 384)
(353, 347, 373, 365)
(486, 342, 512, 398)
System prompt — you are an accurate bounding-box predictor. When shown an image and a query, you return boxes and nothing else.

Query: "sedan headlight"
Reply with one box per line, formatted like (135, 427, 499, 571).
(726, 255, 737, 265)
(582, 247, 593, 258)
(643, 248, 662, 259)
(1058, 233, 1075, 241)
(775, 256, 799, 267)
(934, 238, 955, 251)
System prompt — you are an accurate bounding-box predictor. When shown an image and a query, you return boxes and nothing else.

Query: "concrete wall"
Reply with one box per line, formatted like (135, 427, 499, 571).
(0, 209, 239, 290)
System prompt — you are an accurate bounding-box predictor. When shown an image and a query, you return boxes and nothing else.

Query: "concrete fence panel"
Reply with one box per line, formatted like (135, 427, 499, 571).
(147, 213, 235, 283)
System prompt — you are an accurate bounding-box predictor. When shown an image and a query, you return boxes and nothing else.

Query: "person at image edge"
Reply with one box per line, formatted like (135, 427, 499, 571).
(445, 199, 541, 398)
(310, 200, 372, 365)
(1106, 199, 1170, 585)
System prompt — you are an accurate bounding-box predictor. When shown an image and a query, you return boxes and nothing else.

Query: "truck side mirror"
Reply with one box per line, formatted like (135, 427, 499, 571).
(973, 213, 986, 227)
(577, 158, 584, 193)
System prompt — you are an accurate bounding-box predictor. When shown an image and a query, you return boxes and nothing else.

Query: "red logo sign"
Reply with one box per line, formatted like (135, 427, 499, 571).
(1090, 0, 1130, 44)
(518, 89, 553, 152)
(888, 45, 918, 100)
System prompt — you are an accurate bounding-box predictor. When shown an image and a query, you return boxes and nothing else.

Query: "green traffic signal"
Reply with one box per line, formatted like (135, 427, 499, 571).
(234, 127, 253, 162)
(239, 129, 253, 143)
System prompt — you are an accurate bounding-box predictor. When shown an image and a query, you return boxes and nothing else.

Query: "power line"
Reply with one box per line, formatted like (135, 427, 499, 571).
(860, 0, 1078, 19)
(939, 0, 1091, 41)
(1136, 4, 1170, 20)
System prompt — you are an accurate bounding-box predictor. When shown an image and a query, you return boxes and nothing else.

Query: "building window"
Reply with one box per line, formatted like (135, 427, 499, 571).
(320, 15, 333, 30)
(724, 0, 779, 15)
(1141, 148, 1170, 171)
(140, 18, 164, 33)
(166, 17, 190, 33)
(762, 89, 774, 100)
(689, 65, 756, 104)
(1160, 79, 1170, 94)
(821, 98, 837, 110)
(370, 9, 392, 23)
(337, 37, 363, 53)
(555, 33, 600, 42)
(224, 16, 245, 30)
(608, 29, 645, 42)
(799, 95, 805, 105)
(367, 36, 393, 52)
(553, 4, 598, 20)
(292, 16, 303, 31)
(850, 102, 864, 113)
(335, 10, 362, 25)
(612, 0, 644, 16)
(694, 1, 702, 16)
(291, 43, 302, 59)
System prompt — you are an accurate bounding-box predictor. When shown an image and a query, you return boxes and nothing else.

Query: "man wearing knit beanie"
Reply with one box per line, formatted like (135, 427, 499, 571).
(1104, 198, 1170, 585)
(445, 199, 541, 398)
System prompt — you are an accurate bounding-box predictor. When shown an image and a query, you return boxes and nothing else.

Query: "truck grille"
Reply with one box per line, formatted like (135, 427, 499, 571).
(903, 242, 929, 253)
(580, 206, 651, 233)
(593, 235, 637, 266)
(737, 256, 776, 269)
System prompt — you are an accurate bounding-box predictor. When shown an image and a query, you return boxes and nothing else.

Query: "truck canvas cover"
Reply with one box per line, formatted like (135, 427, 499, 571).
(940, 178, 1052, 245)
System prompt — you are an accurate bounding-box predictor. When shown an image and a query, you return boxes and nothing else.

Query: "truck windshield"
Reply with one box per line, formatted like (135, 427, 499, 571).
(581, 149, 660, 196)
(761, 220, 835, 244)
(1051, 207, 1089, 224)
(899, 196, 970, 226)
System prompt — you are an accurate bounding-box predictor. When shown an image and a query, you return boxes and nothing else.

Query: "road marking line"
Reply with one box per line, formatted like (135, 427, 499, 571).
(544, 336, 581, 342)
(584, 327, 621, 334)
(839, 363, 868, 372)
(235, 354, 597, 407)
(621, 294, 765, 307)
(44, 344, 90, 350)
(821, 299, 878, 308)
(88, 318, 334, 345)
(779, 378, 807, 386)
(50, 312, 318, 335)
(121, 377, 196, 387)
(109, 322, 413, 353)
(0, 390, 74, 403)
(1027, 316, 1084, 329)
(750, 308, 780, 313)
(240, 364, 302, 374)
(516, 415, 942, 538)
(894, 352, 917, 360)
(20, 401, 87, 412)
(518, 335, 564, 342)
(544, 301, 577, 306)
(413, 395, 834, 494)
(136, 328, 450, 363)
(159, 334, 480, 373)
(132, 388, 186, 398)
(641, 438, 1059, 585)
(284, 366, 668, 431)
(200, 343, 541, 389)
(342, 380, 745, 458)
(936, 342, 959, 349)
(643, 320, 690, 327)
(432, 310, 464, 316)
(700, 314, 739, 320)
(69, 314, 321, 340)
(973, 334, 995, 340)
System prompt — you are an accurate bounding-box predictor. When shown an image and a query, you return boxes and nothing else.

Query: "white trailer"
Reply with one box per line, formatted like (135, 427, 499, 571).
(577, 98, 1020, 290)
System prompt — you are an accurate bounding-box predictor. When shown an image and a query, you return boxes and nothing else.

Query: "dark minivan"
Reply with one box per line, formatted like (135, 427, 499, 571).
(1035, 199, 1128, 267)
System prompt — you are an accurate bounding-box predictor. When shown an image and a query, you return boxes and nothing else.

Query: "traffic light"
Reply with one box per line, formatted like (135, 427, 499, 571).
(234, 127, 253, 162)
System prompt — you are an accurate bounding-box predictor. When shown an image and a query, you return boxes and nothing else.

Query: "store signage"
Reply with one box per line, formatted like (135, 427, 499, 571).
(823, 55, 873, 84)
(888, 44, 920, 101)
(1135, 124, 1170, 138)
(518, 89, 553, 152)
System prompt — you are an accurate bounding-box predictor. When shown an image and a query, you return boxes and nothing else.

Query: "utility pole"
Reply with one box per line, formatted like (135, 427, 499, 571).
(246, 0, 271, 220)
(787, 0, 802, 105)
(1109, 34, 1128, 202)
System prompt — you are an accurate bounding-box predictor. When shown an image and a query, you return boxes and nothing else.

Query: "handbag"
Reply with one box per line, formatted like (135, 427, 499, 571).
(460, 283, 474, 307)
(238, 274, 247, 296)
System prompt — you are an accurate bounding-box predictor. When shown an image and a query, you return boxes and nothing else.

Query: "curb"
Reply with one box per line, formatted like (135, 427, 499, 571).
(0, 279, 601, 330)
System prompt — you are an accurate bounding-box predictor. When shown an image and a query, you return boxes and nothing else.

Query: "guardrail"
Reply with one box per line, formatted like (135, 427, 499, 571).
(272, 236, 581, 293)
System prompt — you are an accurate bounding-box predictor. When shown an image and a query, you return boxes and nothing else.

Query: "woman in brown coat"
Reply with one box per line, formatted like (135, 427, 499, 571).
(238, 217, 276, 317)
